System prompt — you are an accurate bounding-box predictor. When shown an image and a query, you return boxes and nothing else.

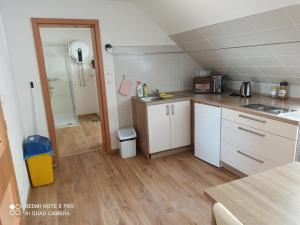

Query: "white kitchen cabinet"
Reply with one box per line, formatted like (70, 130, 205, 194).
(222, 119, 296, 165)
(148, 103, 171, 153)
(147, 100, 191, 154)
(221, 108, 299, 175)
(222, 108, 298, 140)
(221, 141, 278, 175)
(170, 101, 191, 149)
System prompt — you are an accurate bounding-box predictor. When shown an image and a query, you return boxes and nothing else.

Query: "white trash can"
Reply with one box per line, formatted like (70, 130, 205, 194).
(117, 127, 137, 158)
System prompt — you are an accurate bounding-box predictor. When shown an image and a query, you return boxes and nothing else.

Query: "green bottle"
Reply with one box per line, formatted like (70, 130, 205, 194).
(143, 84, 148, 97)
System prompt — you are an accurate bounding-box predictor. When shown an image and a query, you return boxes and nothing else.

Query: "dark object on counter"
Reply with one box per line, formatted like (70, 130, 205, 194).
(230, 92, 241, 97)
(279, 82, 288, 99)
(240, 81, 251, 97)
(212, 75, 224, 94)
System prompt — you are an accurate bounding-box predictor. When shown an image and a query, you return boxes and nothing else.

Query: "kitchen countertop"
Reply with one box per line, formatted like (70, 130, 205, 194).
(132, 90, 300, 125)
(205, 162, 300, 225)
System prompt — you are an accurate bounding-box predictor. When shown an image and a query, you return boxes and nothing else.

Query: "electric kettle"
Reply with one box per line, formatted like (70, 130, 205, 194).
(240, 82, 251, 97)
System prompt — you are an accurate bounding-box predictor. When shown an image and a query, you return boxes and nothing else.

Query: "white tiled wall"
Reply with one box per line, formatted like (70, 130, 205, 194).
(227, 80, 300, 98)
(169, 4, 300, 87)
(113, 46, 201, 128)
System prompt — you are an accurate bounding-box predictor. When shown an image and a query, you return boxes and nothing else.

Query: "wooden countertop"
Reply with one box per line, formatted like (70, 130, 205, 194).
(205, 162, 300, 225)
(132, 90, 300, 125)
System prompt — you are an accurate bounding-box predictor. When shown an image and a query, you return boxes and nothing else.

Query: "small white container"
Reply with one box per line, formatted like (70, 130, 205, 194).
(117, 127, 137, 158)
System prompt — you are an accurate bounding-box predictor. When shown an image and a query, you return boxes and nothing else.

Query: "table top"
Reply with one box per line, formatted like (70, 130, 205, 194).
(205, 163, 300, 225)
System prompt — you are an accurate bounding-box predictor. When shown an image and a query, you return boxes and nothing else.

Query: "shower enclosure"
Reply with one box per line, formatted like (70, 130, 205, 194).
(43, 43, 78, 128)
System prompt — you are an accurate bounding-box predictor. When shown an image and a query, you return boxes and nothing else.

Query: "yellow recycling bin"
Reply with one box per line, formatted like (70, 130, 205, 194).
(24, 135, 54, 187)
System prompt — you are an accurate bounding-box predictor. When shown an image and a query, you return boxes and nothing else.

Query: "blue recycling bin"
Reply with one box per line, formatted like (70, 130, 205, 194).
(23, 135, 54, 187)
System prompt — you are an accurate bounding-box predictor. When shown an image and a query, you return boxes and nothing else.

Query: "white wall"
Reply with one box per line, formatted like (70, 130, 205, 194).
(134, 0, 300, 34)
(114, 46, 201, 128)
(0, 11, 29, 207)
(0, 0, 175, 149)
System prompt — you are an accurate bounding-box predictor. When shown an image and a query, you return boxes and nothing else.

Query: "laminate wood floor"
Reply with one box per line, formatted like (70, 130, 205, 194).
(25, 150, 237, 225)
(55, 114, 102, 157)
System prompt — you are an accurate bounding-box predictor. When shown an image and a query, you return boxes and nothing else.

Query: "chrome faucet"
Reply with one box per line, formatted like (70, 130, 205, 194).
(152, 89, 160, 96)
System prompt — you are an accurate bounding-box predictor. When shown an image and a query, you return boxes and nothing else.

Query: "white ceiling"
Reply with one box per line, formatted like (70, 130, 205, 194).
(130, 0, 300, 34)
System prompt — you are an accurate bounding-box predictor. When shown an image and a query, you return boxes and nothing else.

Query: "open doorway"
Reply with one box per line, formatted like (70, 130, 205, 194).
(32, 19, 111, 159)
(40, 27, 102, 157)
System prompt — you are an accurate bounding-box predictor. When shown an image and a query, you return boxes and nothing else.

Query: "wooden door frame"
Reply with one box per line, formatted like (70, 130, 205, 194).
(31, 18, 112, 159)
(0, 100, 22, 225)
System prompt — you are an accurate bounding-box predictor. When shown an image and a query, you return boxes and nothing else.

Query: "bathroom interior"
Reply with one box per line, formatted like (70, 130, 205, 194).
(40, 27, 102, 157)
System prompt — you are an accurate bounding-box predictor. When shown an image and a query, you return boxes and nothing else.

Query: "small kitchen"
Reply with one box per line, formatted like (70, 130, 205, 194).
(131, 74, 300, 173)
(112, 4, 300, 224)
(111, 4, 300, 174)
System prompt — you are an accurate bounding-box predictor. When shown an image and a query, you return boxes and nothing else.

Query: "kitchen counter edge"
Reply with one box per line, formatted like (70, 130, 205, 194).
(131, 92, 300, 126)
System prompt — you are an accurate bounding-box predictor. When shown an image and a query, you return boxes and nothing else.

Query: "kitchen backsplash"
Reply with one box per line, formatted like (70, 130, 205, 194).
(113, 45, 201, 128)
(227, 80, 300, 98)
(169, 4, 300, 88)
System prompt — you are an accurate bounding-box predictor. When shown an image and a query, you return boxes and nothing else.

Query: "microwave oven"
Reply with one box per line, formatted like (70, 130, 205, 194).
(193, 75, 224, 94)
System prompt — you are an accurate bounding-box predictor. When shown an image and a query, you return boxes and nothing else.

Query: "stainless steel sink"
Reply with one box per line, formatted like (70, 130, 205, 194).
(139, 96, 162, 102)
(242, 103, 296, 115)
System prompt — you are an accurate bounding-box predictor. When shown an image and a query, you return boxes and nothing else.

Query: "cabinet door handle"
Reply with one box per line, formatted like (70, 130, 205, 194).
(171, 105, 174, 115)
(237, 150, 264, 164)
(238, 127, 266, 137)
(238, 114, 266, 123)
(166, 105, 170, 116)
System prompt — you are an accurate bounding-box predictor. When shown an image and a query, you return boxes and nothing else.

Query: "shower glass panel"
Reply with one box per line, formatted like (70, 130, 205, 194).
(43, 43, 78, 127)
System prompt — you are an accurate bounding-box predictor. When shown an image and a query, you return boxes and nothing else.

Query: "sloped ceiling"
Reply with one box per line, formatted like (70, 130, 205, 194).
(169, 4, 300, 85)
(133, 0, 300, 35)
(131, 1, 300, 85)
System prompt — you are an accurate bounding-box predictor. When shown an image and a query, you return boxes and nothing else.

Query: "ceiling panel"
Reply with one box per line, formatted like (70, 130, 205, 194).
(169, 4, 300, 84)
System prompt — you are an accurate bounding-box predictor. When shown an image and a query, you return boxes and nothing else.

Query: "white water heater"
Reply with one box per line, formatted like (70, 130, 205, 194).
(69, 41, 90, 64)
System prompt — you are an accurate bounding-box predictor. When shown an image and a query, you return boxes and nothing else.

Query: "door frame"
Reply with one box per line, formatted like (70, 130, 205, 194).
(0, 100, 22, 225)
(31, 18, 112, 158)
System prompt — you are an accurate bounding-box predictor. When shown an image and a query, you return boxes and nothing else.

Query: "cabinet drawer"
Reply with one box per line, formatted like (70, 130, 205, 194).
(221, 141, 278, 175)
(222, 119, 296, 165)
(222, 108, 298, 140)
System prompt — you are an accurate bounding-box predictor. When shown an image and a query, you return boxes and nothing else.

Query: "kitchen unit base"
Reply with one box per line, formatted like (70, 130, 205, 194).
(149, 145, 193, 159)
(132, 97, 191, 159)
(221, 162, 247, 178)
(221, 108, 298, 175)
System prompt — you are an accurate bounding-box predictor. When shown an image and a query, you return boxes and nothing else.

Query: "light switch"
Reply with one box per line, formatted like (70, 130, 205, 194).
(105, 68, 113, 76)
(107, 77, 114, 84)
